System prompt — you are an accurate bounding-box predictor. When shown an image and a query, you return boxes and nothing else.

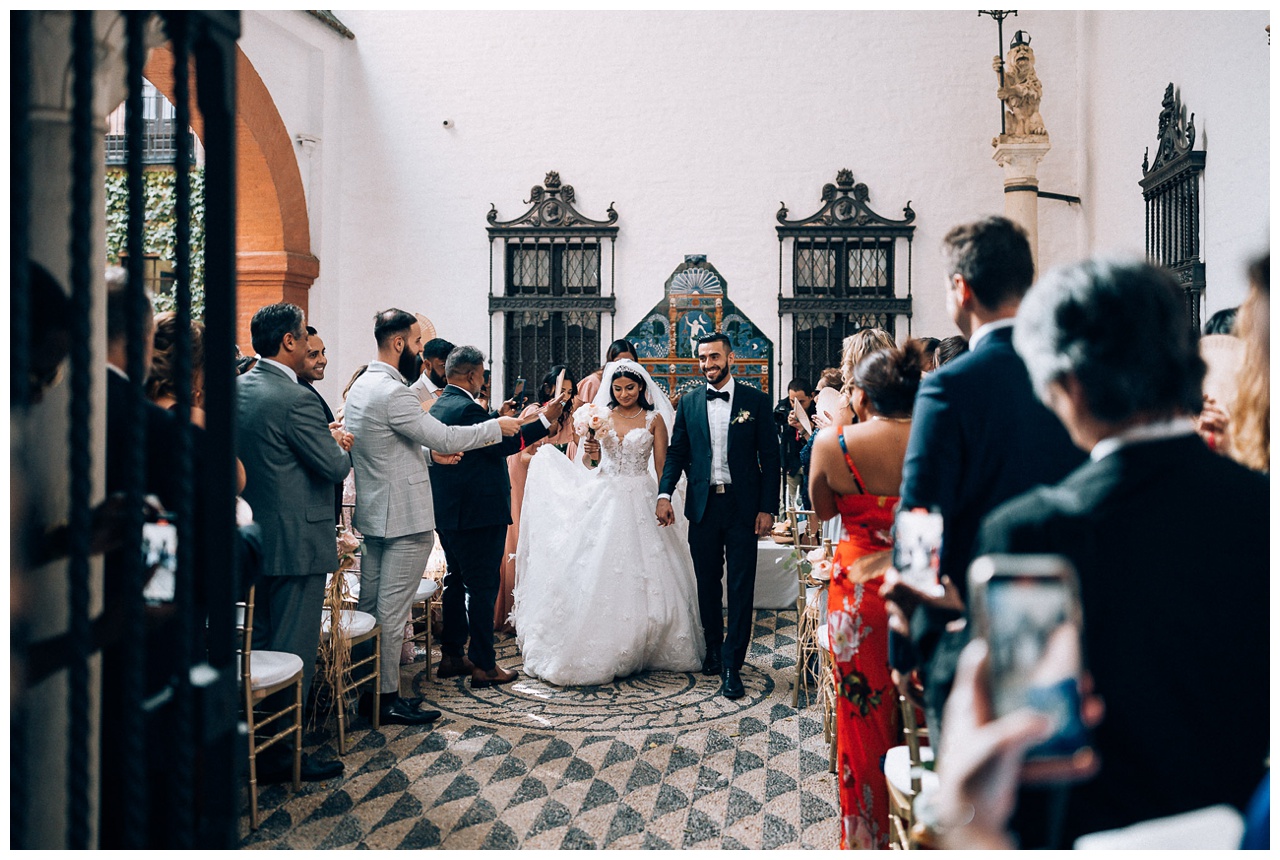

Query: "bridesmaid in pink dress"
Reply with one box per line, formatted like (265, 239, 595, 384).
(495, 365, 579, 632)
(574, 338, 638, 409)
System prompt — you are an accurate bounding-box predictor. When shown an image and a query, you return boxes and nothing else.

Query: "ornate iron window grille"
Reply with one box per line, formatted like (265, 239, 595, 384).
(487, 171, 618, 399)
(776, 169, 915, 386)
(1140, 83, 1206, 330)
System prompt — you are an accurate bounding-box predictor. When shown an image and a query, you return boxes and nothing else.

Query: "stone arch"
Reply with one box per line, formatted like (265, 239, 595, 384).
(143, 43, 319, 349)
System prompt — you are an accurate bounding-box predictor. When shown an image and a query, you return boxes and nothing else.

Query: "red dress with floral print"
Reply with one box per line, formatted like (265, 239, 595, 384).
(827, 433, 897, 850)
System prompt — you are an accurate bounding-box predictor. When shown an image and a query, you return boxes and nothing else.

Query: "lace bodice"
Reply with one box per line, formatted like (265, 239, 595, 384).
(598, 411, 655, 477)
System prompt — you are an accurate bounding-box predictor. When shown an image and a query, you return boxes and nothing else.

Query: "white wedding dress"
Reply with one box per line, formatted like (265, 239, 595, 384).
(512, 409, 705, 686)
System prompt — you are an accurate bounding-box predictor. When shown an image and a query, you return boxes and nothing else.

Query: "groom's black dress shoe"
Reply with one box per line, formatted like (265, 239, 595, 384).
(257, 751, 344, 784)
(721, 666, 745, 700)
(701, 654, 723, 676)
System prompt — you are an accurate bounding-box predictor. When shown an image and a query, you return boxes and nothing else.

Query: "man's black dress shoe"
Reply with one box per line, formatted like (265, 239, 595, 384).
(257, 752, 344, 784)
(701, 654, 723, 676)
(721, 666, 745, 700)
(380, 696, 442, 726)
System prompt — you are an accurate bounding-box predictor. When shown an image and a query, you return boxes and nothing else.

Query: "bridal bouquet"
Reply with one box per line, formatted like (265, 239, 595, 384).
(573, 402, 608, 465)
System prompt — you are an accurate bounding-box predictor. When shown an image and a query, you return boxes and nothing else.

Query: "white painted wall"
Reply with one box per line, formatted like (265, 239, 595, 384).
(239, 10, 1268, 406)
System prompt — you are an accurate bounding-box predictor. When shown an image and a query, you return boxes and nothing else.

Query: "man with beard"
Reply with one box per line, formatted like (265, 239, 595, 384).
(342, 309, 523, 723)
(298, 326, 343, 523)
(410, 337, 454, 407)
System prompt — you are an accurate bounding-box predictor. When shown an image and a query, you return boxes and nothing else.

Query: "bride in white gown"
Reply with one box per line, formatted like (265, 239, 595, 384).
(511, 359, 705, 686)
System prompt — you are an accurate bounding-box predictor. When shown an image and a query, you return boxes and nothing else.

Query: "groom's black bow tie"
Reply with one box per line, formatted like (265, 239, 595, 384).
(706, 388, 730, 402)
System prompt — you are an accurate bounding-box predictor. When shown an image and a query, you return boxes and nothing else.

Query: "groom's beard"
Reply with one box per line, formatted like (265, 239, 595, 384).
(704, 363, 729, 387)
(397, 344, 420, 382)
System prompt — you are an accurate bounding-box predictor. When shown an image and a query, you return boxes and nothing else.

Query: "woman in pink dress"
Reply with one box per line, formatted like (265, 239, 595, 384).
(496, 365, 579, 632)
(574, 338, 638, 408)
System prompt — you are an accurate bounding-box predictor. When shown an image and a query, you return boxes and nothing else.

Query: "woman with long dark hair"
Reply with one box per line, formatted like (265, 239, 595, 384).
(574, 338, 638, 407)
(496, 364, 579, 632)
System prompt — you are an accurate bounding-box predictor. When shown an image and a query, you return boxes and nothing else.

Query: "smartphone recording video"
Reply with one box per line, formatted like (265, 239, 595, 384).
(892, 507, 943, 594)
(141, 515, 178, 605)
(969, 554, 1091, 765)
(512, 377, 527, 409)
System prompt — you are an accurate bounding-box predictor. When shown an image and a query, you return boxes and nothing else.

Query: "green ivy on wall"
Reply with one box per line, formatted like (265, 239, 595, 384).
(104, 166, 206, 318)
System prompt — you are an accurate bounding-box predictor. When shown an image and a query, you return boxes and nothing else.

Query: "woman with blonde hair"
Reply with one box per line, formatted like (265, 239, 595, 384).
(1231, 254, 1269, 472)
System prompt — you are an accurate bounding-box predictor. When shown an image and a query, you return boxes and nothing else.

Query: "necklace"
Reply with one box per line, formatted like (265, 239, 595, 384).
(614, 407, 643, 419)
(870, 415, 912, 424)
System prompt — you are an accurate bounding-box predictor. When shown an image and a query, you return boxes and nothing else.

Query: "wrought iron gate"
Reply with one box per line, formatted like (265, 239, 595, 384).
(10, 11, 242, 848)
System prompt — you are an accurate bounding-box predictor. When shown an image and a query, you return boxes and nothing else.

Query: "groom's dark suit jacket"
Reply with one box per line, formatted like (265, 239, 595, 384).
(976, 434, 1269, 844)
(660, 380, 781, 522)
(429, 384, 549, 530)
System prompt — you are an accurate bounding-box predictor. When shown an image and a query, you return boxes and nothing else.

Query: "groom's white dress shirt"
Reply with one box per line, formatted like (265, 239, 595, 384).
(708, 376, 734, 486)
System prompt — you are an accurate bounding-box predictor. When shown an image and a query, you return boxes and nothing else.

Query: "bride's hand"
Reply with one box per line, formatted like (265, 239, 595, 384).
(582, 437, 601, 460)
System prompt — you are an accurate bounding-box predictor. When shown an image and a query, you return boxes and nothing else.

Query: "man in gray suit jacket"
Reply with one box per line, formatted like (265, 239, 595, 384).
(343, 310, 523, 724)
(237, 302, 353, 781)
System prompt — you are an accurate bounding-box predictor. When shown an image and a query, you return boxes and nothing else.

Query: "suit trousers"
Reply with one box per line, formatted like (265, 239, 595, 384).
(436, 524, 506, 671)
(359, 531, 435, 695)
(687, 488, 758, 670)
(253, 572, 327, 699)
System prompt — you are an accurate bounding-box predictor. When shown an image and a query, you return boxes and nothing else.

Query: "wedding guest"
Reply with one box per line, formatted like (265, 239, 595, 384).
(343, 311, 520, 722)
(908, 336, 940, 373)
(296, 326, 343, 525)
(976, 257, 1269, 844)
(889, 216, 1083, 739)
(497, 364, 578, 633)
(21, 262, 72, 406)
(934, 334, 969, 367)
(1227, 254, 1268, 472)
(236, 302, 352, 782)
(824, 328, 895, 430)
(809, 345, 922, 849)
(576, 338, 638, 406)
(796, 368, 842, 509)
(410, 337, 454, 406)
(1202, 305, 1238, 336)
(773, 378, 815, 510)
(429, 346, 559, 687)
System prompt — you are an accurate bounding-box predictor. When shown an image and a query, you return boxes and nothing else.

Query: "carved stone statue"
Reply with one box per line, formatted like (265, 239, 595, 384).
(993, 30, 1046, 139)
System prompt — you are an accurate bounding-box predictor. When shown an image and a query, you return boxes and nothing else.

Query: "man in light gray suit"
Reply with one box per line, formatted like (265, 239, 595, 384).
(342, 310, 523, 724)
(237, 302, 353, 781)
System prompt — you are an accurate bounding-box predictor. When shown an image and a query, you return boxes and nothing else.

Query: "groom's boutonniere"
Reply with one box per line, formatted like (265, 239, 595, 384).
(732, 409, 753, 425)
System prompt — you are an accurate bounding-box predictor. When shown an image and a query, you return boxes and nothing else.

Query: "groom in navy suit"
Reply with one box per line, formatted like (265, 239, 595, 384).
(658, 333, 780, 699)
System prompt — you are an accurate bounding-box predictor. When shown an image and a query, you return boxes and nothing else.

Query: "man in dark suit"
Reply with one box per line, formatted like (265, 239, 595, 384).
(429, 345, 560, 688)
(237, 303, 353, 781)
(974, 258, 1269, 844)
(298, 325, 343, 524)
(890, 217, 1085, 730)
(657, 333, 781, 699)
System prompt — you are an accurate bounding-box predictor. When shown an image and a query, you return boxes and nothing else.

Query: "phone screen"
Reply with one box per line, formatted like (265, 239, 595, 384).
(892, 508, 943, 593)
(984, 572, 1090, 760)
(141, 520, 178, 604)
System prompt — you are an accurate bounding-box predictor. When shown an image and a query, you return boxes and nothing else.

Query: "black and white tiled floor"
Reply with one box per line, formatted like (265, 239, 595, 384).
(241, 609, 840, 849)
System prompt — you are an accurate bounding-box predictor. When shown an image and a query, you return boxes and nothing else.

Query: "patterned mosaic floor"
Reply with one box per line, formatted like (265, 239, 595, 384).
(240, 609, 840, 850)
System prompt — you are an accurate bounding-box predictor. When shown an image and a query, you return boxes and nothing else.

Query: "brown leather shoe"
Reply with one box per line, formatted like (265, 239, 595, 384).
(437, 655, 476, 679)
(470, 666, 518, 689)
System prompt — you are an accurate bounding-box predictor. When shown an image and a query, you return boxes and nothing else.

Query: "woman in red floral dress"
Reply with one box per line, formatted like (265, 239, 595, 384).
(809, 345, 922, 849)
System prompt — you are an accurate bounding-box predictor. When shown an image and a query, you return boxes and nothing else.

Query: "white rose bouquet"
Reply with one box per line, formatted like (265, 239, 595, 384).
(573, 403, 608, 466)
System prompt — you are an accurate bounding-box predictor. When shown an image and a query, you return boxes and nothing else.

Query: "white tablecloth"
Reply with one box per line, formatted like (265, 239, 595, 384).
(720, 539, 798, 610)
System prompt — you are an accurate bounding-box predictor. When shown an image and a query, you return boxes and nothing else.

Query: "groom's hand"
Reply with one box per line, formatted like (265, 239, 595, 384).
(656, 498, 675, 527)
(754, 512, 774, 537)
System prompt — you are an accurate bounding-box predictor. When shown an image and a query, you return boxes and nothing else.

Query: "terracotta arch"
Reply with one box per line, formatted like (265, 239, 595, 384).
(144, 43, 319, 350)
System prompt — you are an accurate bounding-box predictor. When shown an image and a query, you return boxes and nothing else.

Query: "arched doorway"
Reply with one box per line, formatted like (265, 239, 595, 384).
(143, 43, 318, 350)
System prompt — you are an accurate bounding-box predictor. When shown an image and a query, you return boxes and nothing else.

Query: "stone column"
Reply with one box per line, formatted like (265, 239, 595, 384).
(992, 140, 1051, 273)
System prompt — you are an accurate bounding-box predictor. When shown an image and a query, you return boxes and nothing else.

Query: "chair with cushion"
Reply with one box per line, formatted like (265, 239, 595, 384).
(238, 586, 303, 830)
(317, 606, 381, 755)
(787, 510, 827, 708)
(405, 575, 440, 679)
(884, 691, 934, 849)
